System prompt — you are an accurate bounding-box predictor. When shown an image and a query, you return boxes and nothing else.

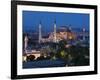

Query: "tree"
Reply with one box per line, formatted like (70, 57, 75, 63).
(68, 46, 89, 66)
(27, 55, 35, 61)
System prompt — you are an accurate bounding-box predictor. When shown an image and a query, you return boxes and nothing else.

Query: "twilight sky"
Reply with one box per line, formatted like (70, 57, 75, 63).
(23, 11, 89, 33)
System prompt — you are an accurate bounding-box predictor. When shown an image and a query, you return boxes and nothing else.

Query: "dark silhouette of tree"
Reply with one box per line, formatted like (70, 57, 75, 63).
(27, 55, 35, 61)
(37, 56, 45, 60)
(68, 46, 89, 66)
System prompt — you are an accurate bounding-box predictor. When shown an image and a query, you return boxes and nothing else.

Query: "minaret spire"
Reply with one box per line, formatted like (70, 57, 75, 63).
(82, 17, 86, 41)
(82, 28, 86, 41)
(24, 35, 28, 53)
(54, 19, 57, 42)
(39, 21, 42, 43)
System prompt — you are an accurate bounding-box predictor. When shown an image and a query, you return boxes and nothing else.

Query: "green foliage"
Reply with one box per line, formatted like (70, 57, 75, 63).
(37, 40, 89, 66)
(61, 50, 65, 57)
(58, 40, 67, 50)
(51, 55, 57, 60)
(67, 46, 89, 66)
(56, 41, 89, 66)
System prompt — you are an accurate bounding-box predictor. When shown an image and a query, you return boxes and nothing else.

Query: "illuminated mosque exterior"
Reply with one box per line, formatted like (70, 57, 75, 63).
(37, 21, 77, 43)
(23, 21, 89, 61)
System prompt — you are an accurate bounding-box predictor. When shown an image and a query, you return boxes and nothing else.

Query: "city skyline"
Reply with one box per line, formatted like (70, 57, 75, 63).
(22, 11, 90, 68)
(23, 11, 90, 33)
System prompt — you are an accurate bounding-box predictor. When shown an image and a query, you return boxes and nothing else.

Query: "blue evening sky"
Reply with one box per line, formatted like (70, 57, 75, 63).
(23, 11, 89, 32)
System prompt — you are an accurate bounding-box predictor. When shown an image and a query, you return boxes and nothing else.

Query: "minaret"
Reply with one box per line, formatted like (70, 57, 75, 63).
(82, 28, 86, 41)
(69, 26, 72, 32)
(39, 21, 42, 43)
(24, 35, 28, 53)
(54, 20, 57, 43)
(82, 18, 86, 41)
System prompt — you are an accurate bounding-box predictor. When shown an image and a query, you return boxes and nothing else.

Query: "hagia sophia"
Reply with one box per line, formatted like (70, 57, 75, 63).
(23, 21, 89, 62)
(35, 21, 77, 43)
